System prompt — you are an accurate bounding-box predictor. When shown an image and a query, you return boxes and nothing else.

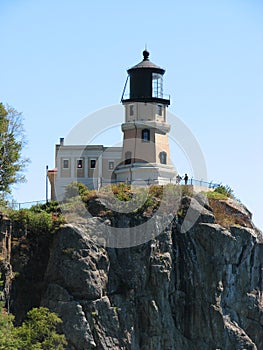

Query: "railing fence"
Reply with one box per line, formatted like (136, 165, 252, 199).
(8, 178, 220, 210)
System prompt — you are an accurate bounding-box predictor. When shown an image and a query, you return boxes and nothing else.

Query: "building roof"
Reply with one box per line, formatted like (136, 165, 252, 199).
(128, 50, 165, 73)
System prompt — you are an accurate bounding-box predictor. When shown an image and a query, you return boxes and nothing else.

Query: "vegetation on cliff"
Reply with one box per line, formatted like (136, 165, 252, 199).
(0, 203, 65, 325)
(62, 181, 194, 221)
(1, 182, 261, 349)
(0, 306, 67, 349)
(0, 274, 67, 349)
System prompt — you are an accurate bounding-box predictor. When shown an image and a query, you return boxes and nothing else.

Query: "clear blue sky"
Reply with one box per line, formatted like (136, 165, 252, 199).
(1, 0, 262, 229)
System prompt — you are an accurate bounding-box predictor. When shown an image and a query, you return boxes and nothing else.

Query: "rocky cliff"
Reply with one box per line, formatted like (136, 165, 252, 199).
(0, 212, 12, 310)
(43, 195, 263, 350)
(2, 194, 263, 349)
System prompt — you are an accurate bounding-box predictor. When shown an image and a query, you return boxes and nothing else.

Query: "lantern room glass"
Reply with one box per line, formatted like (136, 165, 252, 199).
(152, 73, 163, 98)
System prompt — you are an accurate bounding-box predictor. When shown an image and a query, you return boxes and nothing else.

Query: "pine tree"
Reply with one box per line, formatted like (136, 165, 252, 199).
(0, 274, 20, 349)
(0, 274, 67, 349)
(16, 307, 67, 350)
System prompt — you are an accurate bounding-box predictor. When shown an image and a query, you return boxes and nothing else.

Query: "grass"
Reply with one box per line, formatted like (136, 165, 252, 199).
(205, 191, 228, 200)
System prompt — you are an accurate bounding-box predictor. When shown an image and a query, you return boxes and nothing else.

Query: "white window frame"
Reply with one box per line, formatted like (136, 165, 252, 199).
(90, 159, 96, 169)
(76, 159, 83, 169)
(63, 159, 69, 169)
(108, 160, 114, 170)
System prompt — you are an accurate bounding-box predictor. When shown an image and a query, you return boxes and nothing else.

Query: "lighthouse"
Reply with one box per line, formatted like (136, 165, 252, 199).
(115, 50, 177, 184)
(48, 50, 178, 200)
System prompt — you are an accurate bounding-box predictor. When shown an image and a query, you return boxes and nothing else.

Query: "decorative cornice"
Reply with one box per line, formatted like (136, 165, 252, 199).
(121, 121, 170, 134)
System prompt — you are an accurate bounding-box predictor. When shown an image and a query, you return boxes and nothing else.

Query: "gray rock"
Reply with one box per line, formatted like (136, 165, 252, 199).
(39, 198, 263, 349)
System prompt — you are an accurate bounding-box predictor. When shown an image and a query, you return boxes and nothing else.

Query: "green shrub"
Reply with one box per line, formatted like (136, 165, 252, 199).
(64, 182, 90, 201)
(148, 185, 164, 199)
(30, 201, 60, 214)
(9, 206, 64, 237)
(0, 273, 67, 350)
(0, 303, 19, 350)
(181, 185, 194, 197)
(206, 191, 228, 200)
(111, 183, 132, 201)
(214, 185, 234, 198)
(16, 307, 67, 349)
(9, 210, 52, 235)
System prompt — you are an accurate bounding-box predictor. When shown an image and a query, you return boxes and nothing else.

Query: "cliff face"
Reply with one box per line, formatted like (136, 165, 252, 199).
(0, 213, 12, 310)
(37, 196, 263, 350)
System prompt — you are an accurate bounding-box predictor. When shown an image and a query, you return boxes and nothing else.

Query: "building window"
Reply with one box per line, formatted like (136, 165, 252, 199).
(108, 161, 114, 170)
(76, 158, 84, 178)
(63, 159, 69, 169)
(77, 159, 83, 168)
(129, 105, 134, 116)
(142, 129, 150, 142)
(159, 151, 167, 164)
(125, 151, 132, 165)
(157, 105, 162, 116)
(90, 159, 96, 169)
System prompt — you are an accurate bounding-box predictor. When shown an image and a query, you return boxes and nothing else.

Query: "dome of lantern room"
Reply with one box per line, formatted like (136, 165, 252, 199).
(127, 50, 165, 74)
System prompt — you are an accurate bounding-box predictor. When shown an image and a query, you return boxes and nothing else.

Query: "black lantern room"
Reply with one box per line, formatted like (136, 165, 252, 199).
(121, 50, 170, 106)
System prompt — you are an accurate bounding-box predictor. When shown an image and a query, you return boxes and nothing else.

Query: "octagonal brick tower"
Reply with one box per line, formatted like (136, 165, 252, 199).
(115, 50, 176, 184)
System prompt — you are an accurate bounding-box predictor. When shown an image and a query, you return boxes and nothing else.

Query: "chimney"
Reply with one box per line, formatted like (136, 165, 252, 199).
(60, 137, 64, 146)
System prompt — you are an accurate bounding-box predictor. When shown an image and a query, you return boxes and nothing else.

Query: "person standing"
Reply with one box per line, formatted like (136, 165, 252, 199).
(176, 174, 181, 185)
(184, 173, 188, 185)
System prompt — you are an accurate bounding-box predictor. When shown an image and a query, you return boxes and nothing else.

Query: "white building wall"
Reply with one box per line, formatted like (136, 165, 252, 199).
(54, 145, 122, 199)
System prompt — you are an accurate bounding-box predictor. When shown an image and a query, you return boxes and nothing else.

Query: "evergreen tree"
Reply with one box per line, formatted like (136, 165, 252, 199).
(16, 307, 67, 350)
(0, 306, 20, 350)
(0, 274, 67, 349)
(0, 274, 20, 349)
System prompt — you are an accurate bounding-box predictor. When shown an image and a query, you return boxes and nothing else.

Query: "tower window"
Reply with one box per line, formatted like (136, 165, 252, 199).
(90, 159, 96, 169)
(142, 129, 150, 142)
(157, 105, 162, 116)
(159, 151, 167, 165)
(77, 159, 83, 168)
(108, 161, 114, 170)
(129, 105, 134, 116)
(125, 151, 132, 165)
